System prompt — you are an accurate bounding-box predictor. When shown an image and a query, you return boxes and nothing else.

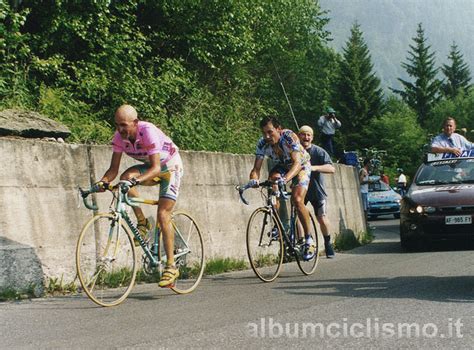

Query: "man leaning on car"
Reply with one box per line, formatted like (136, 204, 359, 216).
(431, 117, 473, 155)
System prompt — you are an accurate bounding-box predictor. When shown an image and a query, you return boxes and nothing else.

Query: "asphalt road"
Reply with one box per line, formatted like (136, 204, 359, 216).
(1, 217, 473, 349)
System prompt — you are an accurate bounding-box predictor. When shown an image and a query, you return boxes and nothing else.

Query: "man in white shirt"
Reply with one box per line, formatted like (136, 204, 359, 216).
(396, 168, 407, 197)
(431, 117, 473, 156)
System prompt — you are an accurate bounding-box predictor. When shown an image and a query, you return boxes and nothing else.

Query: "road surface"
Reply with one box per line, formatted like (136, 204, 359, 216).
(1, 217, 473, 348)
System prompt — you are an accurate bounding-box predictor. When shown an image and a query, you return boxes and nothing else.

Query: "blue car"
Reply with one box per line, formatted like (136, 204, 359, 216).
(368, 176, 402, 219)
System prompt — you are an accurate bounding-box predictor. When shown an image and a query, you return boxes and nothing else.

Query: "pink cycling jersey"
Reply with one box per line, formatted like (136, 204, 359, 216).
(112, 121, 178, 165)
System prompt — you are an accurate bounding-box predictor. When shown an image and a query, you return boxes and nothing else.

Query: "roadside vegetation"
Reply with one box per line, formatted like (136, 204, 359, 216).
(0, 287, 36, 301)
(0, 257, 250, 301)
(334, 229, 375, 252)
(2, 1, 473, 180)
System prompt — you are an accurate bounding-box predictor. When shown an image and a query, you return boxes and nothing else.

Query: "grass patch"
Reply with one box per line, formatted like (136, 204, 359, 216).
(136, 270, 161, 284)
(204, 257, 248, 275)
(0, 288, 29, 301)
(334, 229, 375, 251)
(254, 254, 282, 267)
(46, 276, 78, 295)
(92, 268, 134, 289)
(0, 284, 38, 301)
(2, 258, 249, 301)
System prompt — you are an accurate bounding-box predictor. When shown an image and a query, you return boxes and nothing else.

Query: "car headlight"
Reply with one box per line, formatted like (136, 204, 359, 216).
(409, 205, 424, 214)
(408, 205, 436, 214)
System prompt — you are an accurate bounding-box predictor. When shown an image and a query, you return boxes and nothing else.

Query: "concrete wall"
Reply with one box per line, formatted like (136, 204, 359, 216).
(0, 138, 365, 291)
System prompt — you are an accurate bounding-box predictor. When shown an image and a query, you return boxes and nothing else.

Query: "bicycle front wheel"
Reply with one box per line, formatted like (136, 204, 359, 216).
(246, 207, 284, 282)
(295, 213, 320, 275)
(76, 213, 137, 307)
(169, 211, 205, 294)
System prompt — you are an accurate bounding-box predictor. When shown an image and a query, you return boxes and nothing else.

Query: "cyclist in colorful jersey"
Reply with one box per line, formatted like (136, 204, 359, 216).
(247, 116, 316, 260)
(96, 104, 183, 288)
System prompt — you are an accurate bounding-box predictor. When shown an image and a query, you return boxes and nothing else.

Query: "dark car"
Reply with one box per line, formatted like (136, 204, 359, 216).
(400, 151, 474, 250)
(368, 176, 402, 219)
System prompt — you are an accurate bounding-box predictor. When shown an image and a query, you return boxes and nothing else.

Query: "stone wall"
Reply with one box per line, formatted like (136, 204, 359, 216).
(0, 138, 365, 291)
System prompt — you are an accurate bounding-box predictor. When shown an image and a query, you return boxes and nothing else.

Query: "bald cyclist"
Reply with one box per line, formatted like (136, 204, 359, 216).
(96, 105, 183, 288)
(298, 125, 336, 258)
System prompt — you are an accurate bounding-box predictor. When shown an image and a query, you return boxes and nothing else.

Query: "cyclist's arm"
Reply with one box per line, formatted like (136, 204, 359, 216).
(250, 158, 263, 180)
(101, 152, 122, 183)
(136, 153, 162, 183)
(284, 151, 302, 182)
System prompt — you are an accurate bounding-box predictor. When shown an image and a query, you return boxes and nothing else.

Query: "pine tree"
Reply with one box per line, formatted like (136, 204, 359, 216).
(442, 42, 472, 98)
(333, 22, 383, 149)
(392, 23, 441, 126)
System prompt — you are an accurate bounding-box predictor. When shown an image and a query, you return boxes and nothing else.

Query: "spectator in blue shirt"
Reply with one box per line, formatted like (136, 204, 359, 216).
(298, 125, 336, 258)
(431, 117, 473, 156)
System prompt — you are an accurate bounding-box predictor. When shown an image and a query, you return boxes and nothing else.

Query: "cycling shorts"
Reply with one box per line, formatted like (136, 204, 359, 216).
(269, 163, 311, 190)
(131, 154, 183, 201)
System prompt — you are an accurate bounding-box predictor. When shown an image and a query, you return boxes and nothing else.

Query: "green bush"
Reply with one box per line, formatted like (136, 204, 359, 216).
(38, 85, 112, 143)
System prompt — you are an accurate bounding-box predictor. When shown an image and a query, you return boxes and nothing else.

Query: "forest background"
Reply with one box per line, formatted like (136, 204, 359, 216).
(2, 0, 473, 181)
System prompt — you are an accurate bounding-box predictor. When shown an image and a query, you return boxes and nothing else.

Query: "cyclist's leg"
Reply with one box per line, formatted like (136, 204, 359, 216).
(157, 197, 178, 287)
(290, 162, 312, 239)
(268, 165, 290, 231)
(120, 165, 149, 225)
(157, 156, 184, 287)
(291, 186, 312, 237)
(268, 166, 285, 210)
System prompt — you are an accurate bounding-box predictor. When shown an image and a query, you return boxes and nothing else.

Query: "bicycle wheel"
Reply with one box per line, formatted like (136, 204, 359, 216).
(295, 212, 320, 275)
(169, 211, 205, 294)
(246, 207, 284, 282)
(76, 213, 137, 307)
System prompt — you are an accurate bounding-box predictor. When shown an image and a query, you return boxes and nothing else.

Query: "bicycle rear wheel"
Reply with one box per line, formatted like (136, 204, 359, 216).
(76, 213, 137, 307)
(246, 207, 284, 282)
(295, 213, 320, 275)
(169, 211, 205, 294)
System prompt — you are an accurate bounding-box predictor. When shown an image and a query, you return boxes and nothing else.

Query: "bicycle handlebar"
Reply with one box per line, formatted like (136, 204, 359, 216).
(236, 180, 288, 205)
(120, 181, 140, 208)
(79, 187, 99, 211)
(79, 181, 140, 211)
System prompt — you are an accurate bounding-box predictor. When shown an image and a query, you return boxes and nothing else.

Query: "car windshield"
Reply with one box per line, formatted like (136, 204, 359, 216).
(415, 159, 474, 185)
(369, 180, 391, 192)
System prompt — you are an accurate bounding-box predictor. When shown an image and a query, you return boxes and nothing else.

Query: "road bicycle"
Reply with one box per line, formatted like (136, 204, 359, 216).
(236, 180, 320, 282)
(76, 178, 205, 307)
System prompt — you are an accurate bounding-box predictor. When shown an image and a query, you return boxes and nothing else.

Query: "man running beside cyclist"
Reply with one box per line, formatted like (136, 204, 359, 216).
(297, 125, 336, 258)
(247, 116, 316, 260)
(95, 104, 183, 288)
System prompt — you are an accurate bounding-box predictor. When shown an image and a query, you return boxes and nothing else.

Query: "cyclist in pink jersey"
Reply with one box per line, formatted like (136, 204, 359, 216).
(96, 104, 183, 288)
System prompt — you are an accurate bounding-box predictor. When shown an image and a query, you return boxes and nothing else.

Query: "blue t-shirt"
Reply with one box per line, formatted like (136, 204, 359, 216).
(305, 144, 333, 201)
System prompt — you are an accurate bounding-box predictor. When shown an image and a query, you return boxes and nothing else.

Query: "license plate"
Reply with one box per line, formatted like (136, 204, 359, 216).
(445, 215, 472, 225)
(380, 206, 391, 210)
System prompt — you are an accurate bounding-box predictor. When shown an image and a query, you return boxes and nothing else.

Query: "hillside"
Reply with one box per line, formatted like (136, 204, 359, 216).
(319, 0, 474, 91)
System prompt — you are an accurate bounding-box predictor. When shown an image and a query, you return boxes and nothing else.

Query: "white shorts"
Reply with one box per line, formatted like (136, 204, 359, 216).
(133, 154, 184, 201)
